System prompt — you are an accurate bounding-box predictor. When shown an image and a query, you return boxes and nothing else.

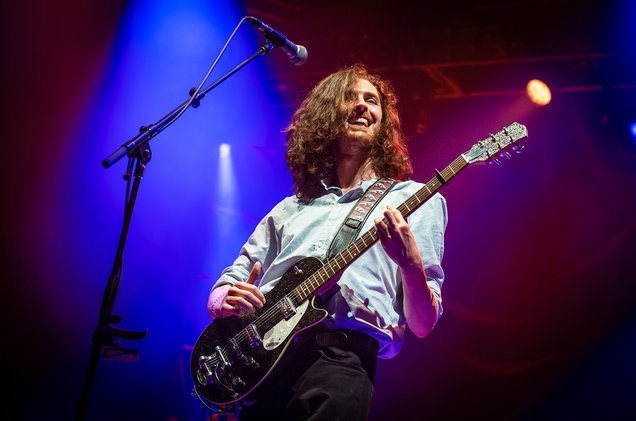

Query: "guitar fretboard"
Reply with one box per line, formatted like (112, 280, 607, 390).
(291, 154, 469, 303)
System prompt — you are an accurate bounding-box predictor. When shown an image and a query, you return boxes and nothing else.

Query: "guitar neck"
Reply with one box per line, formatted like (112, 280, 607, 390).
(291, 153, 469, 302)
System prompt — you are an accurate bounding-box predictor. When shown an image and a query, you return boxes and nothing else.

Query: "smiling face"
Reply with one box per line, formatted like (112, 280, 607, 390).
(345, 78, 383, 140)
(338, 78, 384, 156)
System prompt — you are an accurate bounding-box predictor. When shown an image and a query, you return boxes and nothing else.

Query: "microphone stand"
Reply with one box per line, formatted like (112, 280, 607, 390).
(76, 41, 274, 421)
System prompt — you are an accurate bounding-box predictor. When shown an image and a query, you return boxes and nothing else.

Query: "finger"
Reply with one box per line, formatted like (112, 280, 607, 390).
(221, 303, 242, 317)
(233, 282, 266, 305)
(227, 296, 257, 313)
(384, 209, 397, 229)
(374, 217, 390, 240)
(246, 262, 261, 285)
(229, 284, 265, 308)
(374, 217, 385, 232)
(386, 205, 405, 224)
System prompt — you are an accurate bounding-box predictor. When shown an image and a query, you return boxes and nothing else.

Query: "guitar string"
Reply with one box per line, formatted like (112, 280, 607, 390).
(222, 287, 304, 349)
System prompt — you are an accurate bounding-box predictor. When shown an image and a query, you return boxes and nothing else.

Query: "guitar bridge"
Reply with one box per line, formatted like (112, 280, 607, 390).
(196, 345, 232, 387)
(197, 354, 216, 386)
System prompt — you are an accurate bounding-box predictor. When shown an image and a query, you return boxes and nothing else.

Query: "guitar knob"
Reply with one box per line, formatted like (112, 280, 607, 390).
(232, 376, 246, 388)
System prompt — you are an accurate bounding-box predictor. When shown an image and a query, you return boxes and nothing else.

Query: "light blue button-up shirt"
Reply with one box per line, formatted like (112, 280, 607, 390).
(214, 179, 447, 358)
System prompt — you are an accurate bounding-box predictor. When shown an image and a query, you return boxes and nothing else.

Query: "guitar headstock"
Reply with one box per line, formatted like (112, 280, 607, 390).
(463, 122, 528, 165)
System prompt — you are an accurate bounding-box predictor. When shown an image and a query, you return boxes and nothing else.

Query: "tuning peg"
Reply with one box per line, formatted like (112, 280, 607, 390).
(491, 158, 502, 166)
(504, 152, 512, 159)
(513, 145, 525, 153)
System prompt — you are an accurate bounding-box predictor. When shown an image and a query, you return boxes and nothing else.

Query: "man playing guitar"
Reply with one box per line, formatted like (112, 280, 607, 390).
(205, 64, 446, 420)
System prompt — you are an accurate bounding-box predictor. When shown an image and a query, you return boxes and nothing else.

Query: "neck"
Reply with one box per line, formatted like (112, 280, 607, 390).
(335, 155, 376, 193)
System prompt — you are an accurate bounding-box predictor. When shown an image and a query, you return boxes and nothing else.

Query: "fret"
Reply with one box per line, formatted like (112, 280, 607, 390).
(347, 247, 355, 258)
(304, 282, 313, 298)
(295, 287, 304, 301)
(323, 263, 334, 278)
(329, 259, 339, 274)
(305, 277, 314, 293)
(308, 278, 316, 293)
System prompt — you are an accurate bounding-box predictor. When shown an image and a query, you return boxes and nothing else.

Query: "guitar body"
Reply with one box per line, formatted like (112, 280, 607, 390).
(190, 256, 328, 408)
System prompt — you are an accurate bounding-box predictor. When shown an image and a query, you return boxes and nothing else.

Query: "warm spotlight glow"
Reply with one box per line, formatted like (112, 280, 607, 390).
(526, 79, 552, 106)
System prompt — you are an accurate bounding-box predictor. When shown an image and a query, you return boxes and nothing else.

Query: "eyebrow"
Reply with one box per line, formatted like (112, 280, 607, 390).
(356, 88, 380, 100)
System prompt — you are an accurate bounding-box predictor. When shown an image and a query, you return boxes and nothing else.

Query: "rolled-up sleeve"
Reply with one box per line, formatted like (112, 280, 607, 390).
(407, 193, 448, 318)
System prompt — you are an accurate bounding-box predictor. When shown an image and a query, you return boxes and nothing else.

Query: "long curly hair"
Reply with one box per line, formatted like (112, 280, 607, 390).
(285, 64, 412, 199)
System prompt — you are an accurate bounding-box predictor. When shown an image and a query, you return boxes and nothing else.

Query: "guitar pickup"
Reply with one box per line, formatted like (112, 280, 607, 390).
(245, 324, 262, 348)
(279, 296, 297, 320)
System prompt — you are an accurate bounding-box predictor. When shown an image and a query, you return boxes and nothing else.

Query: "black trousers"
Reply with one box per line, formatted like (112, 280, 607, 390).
(238, 329, 378, 421)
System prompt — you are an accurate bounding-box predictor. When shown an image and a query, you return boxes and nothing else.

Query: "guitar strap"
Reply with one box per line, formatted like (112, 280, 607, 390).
(326, 178, 396, 261)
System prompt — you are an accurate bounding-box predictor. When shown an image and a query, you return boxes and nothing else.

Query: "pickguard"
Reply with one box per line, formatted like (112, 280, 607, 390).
(262, 300, 309, 350)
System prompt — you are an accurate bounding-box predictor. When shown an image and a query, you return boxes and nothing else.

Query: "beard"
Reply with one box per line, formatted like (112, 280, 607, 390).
(337, 124, 383, 157)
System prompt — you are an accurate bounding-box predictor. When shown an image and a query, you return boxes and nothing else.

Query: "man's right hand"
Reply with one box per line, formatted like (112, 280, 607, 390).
(207, 262, 265, 319)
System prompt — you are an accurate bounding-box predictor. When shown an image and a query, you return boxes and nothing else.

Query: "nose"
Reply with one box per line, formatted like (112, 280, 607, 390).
(354, 97, 367, 113)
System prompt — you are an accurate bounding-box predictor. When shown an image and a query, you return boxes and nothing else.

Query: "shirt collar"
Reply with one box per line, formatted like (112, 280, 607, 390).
(319, 178, 380, 201)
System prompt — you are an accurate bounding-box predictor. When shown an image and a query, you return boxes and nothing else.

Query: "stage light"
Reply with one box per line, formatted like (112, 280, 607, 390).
(526, 79, 551, 106)
(630, 123, 636, 141)
(220, 143, 231, 158)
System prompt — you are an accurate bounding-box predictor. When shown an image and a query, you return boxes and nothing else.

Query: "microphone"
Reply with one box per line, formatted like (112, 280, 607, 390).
(246, 16, 308, 65)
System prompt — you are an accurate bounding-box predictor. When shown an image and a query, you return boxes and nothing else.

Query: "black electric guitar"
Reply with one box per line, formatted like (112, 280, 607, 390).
(191, 122, 528, 409)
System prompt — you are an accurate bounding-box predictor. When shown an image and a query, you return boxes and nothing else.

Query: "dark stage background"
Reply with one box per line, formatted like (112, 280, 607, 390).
(2, 0, 635, 420)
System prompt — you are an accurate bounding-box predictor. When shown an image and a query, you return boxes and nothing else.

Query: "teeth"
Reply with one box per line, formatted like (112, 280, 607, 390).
(354, 118, 368, 126)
